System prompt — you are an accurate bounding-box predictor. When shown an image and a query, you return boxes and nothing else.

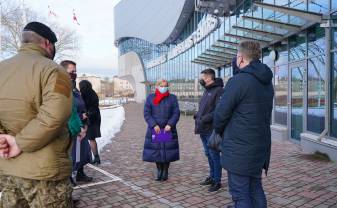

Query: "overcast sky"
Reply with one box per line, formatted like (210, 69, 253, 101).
(24, 0, 121, 78)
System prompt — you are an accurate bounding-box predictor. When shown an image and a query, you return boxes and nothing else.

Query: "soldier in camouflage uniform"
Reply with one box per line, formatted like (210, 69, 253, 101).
(0, 22, 73, 208)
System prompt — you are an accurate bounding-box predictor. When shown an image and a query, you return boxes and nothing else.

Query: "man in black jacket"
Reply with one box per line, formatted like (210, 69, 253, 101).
(214, 41, 274, 208)
(194, 68, 224, 192)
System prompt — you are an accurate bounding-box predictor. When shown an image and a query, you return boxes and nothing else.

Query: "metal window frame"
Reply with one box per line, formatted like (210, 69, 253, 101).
(216, 39, 239, 47)
(224, 33, 270, 46)
(241, 15, 302, 31)
(253, 2, 323, 23)
(192, 60, 219, 68)
(199, 55, 230, 62)
(232, 25, 285, 40)
(207, 48, 237, 56)
(195, 58, 225, 65)
(211, 44, 238, 53)
(203, 52, 234, 59)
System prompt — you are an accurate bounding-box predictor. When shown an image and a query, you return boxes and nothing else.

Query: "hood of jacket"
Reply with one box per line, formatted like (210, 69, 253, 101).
(204, 78, 224, 90)
(240, 59, 273, 85)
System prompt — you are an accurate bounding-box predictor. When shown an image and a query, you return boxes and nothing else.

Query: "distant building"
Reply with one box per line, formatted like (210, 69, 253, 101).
(77, 74, 103, 98)
(113, 76, 134, 97)
(77, 74, 134, 98)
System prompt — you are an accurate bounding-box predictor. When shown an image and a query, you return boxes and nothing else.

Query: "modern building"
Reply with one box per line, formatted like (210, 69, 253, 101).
(114, 0, 337, 161)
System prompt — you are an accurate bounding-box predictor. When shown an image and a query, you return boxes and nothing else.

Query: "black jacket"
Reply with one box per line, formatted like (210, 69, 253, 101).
(195, 78, 224, 134)
(81, 88, 101, 125)
(214, 60, 274, 177)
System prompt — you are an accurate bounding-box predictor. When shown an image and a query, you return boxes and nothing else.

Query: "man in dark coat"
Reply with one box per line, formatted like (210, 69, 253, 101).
(61, 60, 93, 183)
(214, 41, 274, 208)
(194, 68, 224, 192)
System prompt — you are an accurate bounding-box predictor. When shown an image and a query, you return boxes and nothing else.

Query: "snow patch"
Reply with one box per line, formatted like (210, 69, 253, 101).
(96, 106, 125, 153)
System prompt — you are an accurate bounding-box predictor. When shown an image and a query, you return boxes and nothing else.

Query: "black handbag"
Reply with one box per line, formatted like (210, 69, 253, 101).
(207, 130, 223, 152)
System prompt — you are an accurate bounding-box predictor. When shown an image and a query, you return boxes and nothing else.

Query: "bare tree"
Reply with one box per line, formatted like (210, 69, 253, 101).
(0, 0, 79, 61)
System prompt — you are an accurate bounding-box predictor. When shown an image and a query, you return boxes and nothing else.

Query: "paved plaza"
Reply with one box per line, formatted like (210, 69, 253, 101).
(73, 103, 337, 208)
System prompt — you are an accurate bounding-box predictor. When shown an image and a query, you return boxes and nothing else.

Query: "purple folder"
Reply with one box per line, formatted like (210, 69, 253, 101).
(151, 129, 173, 143)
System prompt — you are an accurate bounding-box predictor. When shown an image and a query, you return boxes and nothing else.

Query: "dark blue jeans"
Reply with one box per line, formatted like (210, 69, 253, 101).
(200, 133, 222, 183)
(228, 171, 267, 208)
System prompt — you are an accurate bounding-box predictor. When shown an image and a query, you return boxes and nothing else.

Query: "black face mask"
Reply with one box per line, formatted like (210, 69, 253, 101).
(199, 79, 206, 87)
(48, 44, 56, 60)
(69, 72, 77, 81)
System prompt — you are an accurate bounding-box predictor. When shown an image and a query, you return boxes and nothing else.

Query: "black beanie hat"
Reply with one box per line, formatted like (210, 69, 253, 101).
(23, 22, 58, 44)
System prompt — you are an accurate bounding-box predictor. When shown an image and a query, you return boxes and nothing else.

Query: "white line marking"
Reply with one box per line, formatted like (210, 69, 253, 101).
(84, 164, 181, 207)
(74, 179, 118, 189)
(87, 164, 122, 181)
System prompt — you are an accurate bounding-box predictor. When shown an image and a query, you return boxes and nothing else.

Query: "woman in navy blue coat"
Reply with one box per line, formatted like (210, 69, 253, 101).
(143, 79, 180, 181)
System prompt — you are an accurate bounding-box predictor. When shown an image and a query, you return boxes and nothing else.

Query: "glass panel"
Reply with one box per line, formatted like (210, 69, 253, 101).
(308, 26, 325, 57)
(274, 0, 289, 7)
(274, 65, 288, 125)
(262, 48, 274, 68)
(333, 27, 337, 49)
(307, 56, 325, 133)
(308, 0, 329, 13)
(289, 32, 306, 62)
(291, 65, 305, 140)
(331, 53, 337, 138)
(289, 0, 306, 11)
(262, 0, 275, 4)
(275, 42, 288, 66)
(334, 1, 337, 11)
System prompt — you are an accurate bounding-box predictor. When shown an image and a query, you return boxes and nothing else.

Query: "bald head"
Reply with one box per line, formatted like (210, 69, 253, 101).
(21, 30, 56, 60)
(21, 31, 45, 44)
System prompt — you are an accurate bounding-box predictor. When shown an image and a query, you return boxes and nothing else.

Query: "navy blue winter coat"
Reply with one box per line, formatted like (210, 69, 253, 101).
(214, 60, 274, 177)
(143, 93, 180, 163)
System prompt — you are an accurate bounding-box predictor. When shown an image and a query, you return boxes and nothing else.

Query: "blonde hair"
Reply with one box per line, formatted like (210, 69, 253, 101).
(155, 79, 169, 87)
(238, 41, 261, 61)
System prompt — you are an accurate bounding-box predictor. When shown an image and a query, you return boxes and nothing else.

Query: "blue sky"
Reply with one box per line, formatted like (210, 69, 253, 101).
(24, 0, 121, 77)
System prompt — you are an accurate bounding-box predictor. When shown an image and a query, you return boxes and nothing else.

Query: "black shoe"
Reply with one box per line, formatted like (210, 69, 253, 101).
(161, 162, 169, 181)
(91, 155, 101, 165)
(76, 172, 93, 182)
(72, 199, 80, 205)
(200, 176, 213, 186)
(155, 163, 163, 181)
(70, 176, 77, 186)
(208, 182, 221, 192)
(226, 205, 234, 208)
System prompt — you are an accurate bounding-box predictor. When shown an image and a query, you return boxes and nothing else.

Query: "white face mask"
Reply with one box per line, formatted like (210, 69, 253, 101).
(158, 86, 168, 94)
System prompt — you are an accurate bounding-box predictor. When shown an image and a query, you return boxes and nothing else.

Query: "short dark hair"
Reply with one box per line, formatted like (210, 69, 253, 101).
(201, 68, 215, 80)
(238, 41, 261, 60)
(60, 60, 76, 69)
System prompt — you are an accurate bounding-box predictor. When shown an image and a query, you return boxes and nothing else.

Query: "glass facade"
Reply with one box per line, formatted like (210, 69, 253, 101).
(332, 52, 337, 138)
(118, 38, 168, 68)
(273, 43, 288, 125)
(332, 25, 337, 138)
(118, 0, 337, 140)
(291, 65, 305, 140)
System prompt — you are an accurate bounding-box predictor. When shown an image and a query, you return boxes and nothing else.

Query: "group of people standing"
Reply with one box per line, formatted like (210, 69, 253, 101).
(142, 41, 274, 208)
(60, 60, 102, 185)
(0, 22, 101, 207)
(0, 20, 274, 208)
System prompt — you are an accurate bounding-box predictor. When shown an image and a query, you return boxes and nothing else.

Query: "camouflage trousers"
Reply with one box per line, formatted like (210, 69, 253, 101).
(0, 175, 73, 208)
